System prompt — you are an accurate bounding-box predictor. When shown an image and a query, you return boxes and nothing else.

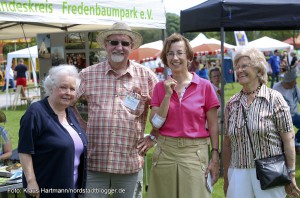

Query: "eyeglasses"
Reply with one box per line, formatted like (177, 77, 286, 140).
(166, 51, 186, 58)
(233, 63, 251, 71)
(106, 40, 131, 47)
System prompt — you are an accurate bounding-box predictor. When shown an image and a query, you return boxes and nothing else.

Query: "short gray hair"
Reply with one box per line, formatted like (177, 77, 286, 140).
(43, 65, 80, 96)
(233, 47, 268, 84)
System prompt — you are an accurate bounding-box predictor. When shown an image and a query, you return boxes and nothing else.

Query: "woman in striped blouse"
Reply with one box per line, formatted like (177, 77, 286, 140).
(222, 47, 300, 198)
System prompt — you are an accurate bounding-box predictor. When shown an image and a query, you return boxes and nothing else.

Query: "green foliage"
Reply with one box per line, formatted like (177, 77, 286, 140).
(136, 29, 162, 44)
(166, 13, 180, 36)
(0, 106, 26, 149)
(2, 38, 37, 60)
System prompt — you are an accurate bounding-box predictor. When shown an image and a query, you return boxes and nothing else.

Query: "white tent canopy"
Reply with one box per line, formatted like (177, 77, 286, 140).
(190, 33, 236, 49)
(0, 0, 166, 39)
(190, 33, 208, 47)
(207, 38, 236, 49)
(248, 36, 293, 52)
(140, 40, 163, 50)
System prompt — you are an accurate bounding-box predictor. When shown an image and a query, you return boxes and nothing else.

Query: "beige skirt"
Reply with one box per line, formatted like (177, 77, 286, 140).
(147, 135, 211, 198)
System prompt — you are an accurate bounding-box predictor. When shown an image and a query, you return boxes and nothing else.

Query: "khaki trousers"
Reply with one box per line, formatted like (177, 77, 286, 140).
(147, 135, 211, 198)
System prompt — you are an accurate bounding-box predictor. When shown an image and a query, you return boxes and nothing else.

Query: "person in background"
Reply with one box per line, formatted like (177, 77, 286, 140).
(14, 59, 28, 90)
(223, 47, 299, 198)
(147, 33, 220, 198)
(188, 56, 199, 73)
(73, 22, 158, 198)
(268, 49, 281, 88)
(155, 62, 165, 81)
(196, 63, 209, 80)
(280, 51, 289, 72)
(0, 111, 13, 198)
(18, 65, 88, 198)
(290, 51, 298, 69)
(0, 111, 12, 164)
(1, 66, 15, 92)
(273, 68, 300, 153)
(209, 66, 222, 134)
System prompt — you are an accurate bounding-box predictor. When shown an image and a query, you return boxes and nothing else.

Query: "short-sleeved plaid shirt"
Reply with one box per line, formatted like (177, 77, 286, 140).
(77, 60, 158, 174)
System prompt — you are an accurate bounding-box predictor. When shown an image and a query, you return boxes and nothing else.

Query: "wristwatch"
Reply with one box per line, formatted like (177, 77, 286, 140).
(148, 134, 157, 142)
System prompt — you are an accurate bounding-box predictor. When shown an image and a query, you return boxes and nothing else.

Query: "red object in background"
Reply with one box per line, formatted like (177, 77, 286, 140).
(283, 34, 300, 48)
(155, 66, 164, 73)
(129, 48, 161, 62)
(192, 43, 229, 54)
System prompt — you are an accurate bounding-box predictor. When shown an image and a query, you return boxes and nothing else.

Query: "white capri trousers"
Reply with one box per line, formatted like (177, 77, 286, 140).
(227, 168, 286, 198)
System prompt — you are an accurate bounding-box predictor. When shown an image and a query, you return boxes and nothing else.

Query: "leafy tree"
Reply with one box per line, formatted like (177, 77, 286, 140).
(166, 13, 180, 36)
(136, 29, 162, 44)
(2, 37, 37, 59)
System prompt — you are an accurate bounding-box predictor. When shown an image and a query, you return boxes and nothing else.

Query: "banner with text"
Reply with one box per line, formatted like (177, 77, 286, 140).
(0, 0, 166, 29)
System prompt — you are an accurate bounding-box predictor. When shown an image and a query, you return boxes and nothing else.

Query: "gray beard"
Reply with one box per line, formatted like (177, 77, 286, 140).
(111, 54, 125, 62)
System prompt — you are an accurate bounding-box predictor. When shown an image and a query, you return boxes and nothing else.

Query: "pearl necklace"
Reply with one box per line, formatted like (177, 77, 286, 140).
(241, 85, 261, 95)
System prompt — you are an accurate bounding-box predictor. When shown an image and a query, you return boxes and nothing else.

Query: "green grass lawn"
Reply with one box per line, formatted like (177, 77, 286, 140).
(1, 81, 300, 198)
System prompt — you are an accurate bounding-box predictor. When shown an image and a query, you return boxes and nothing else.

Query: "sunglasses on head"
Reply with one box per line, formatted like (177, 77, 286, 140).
(106, 40, 131, 47)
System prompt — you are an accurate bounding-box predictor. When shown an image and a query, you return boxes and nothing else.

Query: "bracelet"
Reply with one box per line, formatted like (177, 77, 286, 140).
(287, 168, 296, 174)
(211, 148, 219, 153)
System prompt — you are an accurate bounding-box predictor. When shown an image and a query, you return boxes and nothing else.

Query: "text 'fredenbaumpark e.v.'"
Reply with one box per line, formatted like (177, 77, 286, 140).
(0, 0, 154, 20)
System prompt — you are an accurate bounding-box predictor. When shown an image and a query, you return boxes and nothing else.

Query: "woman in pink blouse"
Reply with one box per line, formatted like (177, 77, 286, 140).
(147, 33, 220, 198)
(223, 48, 300, 198)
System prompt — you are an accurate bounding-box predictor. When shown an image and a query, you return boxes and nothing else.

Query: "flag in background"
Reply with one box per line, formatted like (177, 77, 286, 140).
(234, 31, 249, 47)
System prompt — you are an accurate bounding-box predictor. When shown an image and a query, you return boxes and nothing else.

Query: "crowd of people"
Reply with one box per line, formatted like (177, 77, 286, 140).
(0, 21, 296, 198)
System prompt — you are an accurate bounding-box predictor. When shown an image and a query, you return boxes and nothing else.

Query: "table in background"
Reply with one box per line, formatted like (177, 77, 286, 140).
(0, 183, 23, 198)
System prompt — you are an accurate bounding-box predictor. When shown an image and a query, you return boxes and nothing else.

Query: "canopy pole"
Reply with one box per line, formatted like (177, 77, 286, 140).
(162, 29, 168, 79)
(220, 27, 225, 177)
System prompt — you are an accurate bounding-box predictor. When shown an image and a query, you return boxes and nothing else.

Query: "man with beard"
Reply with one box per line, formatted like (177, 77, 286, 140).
(74, 22, 158, 198)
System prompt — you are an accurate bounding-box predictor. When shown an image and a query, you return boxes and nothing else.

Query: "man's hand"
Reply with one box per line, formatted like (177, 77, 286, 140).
(137, 135, 156, 156)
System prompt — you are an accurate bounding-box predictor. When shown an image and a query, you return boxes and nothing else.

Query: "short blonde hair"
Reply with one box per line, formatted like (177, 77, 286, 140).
(233, 47, 268, 84)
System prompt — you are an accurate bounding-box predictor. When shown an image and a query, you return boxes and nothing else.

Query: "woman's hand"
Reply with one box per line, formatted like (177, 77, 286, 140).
(164, 76, 177, 96)
(205, 155, 220, 185)
(285, 176, 300, 198)
(26, 180, 40, 198)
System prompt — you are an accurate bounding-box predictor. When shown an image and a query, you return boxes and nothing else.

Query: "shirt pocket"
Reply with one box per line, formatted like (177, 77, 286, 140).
(121, 93, 148, 117)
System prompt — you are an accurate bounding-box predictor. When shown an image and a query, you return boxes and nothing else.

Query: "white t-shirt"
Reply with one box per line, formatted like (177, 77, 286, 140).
(5, 68, 14, 80)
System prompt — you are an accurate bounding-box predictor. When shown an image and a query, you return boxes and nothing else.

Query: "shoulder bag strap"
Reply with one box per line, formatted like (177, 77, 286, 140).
(241, 105, 257, 159)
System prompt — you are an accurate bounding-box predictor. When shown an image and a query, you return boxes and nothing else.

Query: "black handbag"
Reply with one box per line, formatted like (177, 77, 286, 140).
(242, 106, 291, 190)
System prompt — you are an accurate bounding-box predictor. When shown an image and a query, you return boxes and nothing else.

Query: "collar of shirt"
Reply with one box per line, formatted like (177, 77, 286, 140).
(43, 97, 71, 121)
(104, 60, 135, 77)
(230, 84, 271, 105)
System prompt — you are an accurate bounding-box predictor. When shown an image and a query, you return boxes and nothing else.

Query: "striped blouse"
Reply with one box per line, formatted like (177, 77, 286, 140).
(224, 84, 293, 168)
